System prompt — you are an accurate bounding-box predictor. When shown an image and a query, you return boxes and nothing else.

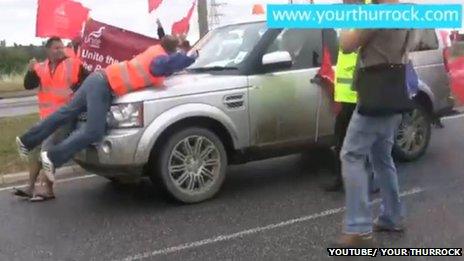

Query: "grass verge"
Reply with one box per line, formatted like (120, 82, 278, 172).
(0, 73, 36, 98)
(0, 114, 39, 175)
(0, 73, 23, 93)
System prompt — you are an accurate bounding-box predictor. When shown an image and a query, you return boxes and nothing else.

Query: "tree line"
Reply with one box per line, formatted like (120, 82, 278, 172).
(0, 44, 46, 76)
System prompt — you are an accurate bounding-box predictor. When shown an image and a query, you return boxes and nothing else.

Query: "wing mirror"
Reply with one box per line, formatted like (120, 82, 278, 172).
(262, 51, 293, 70)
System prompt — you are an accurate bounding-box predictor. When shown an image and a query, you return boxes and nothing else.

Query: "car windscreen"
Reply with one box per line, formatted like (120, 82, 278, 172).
(189, 22, 267, 70)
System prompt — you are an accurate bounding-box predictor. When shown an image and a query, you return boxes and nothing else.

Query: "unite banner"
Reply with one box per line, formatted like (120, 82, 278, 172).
(80, 19, 159, 72)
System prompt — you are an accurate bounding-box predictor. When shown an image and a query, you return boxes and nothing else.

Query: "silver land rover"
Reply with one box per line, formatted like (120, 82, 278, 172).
(75, 21, 454, 203)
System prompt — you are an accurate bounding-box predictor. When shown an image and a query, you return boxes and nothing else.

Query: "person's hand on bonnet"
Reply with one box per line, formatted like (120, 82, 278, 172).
(188, 49, 199, 59)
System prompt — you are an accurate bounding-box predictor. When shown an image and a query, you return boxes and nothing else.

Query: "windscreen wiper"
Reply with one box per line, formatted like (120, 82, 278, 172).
(188, 66, 238, 72)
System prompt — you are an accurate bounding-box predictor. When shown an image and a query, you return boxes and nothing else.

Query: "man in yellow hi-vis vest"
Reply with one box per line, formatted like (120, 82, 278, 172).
(325, 0, 376, 192)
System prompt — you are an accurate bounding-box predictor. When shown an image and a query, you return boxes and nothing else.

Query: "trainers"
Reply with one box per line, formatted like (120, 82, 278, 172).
(16, 137, 30, 160)
(373, 222, 405, 233)
(41, 151, 56, 182)
(331, 233, 376, 248)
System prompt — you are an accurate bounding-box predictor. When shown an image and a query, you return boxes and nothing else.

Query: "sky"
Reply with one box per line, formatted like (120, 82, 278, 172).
(0, 0, 463, 46)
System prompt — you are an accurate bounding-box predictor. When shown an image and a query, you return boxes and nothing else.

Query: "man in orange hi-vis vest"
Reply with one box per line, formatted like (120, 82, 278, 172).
(13, 37, 88, 202)
(16, 35, 197, 181)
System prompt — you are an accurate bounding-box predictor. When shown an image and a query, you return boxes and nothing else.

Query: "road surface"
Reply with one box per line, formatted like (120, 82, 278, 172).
(0, 115, 463, 260)
(0, 96, 37, 118)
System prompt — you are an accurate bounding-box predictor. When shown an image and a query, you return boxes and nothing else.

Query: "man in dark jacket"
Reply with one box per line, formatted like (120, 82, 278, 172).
(13, 37, 88, 202)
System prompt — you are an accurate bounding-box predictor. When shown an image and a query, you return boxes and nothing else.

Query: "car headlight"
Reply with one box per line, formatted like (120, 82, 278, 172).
(107, 102, 143, 129)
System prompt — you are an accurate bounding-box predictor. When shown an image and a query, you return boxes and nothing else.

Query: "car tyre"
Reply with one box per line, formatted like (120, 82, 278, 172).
(152, 127, 227, 204)
(393, 105, 431, 162)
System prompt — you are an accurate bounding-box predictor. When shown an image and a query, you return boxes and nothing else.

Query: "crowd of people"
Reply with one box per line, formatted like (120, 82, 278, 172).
(13, 20, 194, 202)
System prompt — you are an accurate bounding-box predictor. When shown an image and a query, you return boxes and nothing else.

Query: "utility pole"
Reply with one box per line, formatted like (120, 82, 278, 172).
(197, 0, 208, 38)
(209, 0, 225, 30)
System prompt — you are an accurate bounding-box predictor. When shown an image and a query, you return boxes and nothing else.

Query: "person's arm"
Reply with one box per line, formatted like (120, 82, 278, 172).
(150, 52, 197, 77)
(157, 19, 165, 39)
(23, 58, 40, 90)
(70, 65, 90, 92)
(23, 70, 40, 90)
(340, 29, 375, 54)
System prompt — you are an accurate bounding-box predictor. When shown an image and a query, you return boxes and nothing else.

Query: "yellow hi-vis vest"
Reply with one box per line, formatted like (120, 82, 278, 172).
(334, 0, 371, 104)
(334, 50, 358, 103)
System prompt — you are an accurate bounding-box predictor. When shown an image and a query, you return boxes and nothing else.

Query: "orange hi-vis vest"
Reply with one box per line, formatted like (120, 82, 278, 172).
(105, 45, 167, 97)
(34, 58, 81, 119)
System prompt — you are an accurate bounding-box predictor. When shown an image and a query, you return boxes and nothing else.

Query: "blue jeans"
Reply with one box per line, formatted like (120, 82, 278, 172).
(341, 108, 404, 234)
(21, 72, 112, 167)
(335, 103, 378, 192)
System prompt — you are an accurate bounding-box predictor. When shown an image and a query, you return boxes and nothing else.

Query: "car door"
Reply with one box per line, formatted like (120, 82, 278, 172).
(409, 29, 450, 110)
(248, 29, 323, 146)
(315, 29, 339, 140)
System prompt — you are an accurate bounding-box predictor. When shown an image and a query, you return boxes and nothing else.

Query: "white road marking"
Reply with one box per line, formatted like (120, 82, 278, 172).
(0, 174, 97, 192)
(117, 187, 424, 261)
(442, 113, 464, 121)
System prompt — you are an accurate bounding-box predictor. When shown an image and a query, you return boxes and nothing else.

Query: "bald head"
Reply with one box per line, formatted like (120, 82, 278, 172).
(160, 35, 180, 54)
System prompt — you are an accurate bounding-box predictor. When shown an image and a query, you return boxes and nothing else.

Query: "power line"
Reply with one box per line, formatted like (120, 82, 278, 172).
(208, 0, 226, 30)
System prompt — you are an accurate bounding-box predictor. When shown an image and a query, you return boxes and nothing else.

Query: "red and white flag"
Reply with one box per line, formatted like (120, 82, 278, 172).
(36, 0, 89, 39)
(171, 1, 196, 36)
(148, 0, 163, 13)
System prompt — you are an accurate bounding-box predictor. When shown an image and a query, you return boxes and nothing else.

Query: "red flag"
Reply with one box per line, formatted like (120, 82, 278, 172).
(318, 46, 335, 85)
(148, 0, 163, 13)
(449, 57, 464, 106)
(171, 1, 196, 36)
(36, 0, 89, 39)
(318, 46, 340, 114)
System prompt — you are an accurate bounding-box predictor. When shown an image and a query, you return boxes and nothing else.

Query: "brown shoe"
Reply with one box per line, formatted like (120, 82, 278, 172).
(332, 233, 376, 248)
(373, 222, 405, 233)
